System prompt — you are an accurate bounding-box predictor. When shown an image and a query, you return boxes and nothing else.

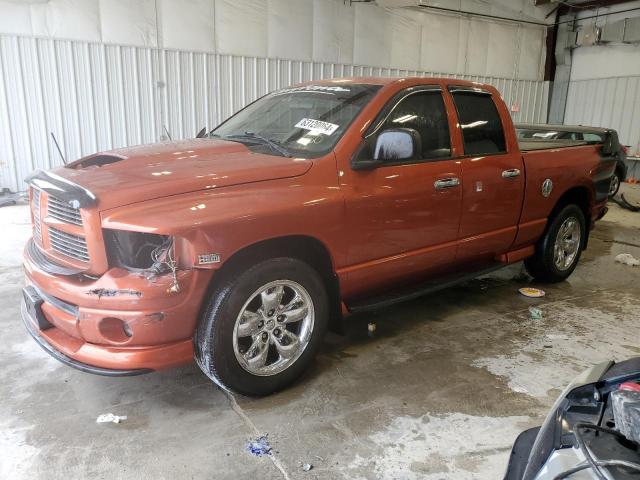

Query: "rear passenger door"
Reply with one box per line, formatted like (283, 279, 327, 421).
(448, 86, 524, 262)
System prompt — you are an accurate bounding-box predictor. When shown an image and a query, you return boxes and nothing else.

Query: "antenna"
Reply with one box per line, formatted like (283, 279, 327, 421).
(163, 125, 172, 141)
(50, 132, 67, 165)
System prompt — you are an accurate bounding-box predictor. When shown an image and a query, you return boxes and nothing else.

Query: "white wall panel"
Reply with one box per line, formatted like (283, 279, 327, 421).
(517, 25, 545, 81)
(466, 20, 489, 77)
(0, 34, 548, 192)
(353, 4, 391, 68)
(312, 0, 354, 64)
(267, 0, 313, 61)
(563, 2, 640, 153)
(0, 1, 547, 80)
(565, 76, 640, 154)
(30, 0, 101, 42)
(486, 23, 518, 79)
(389, 11, 422, 71)
(571, 44, 640, 81)
(215, 0, 267, 58)
(420, 14, 462, 74)
(101, 0, 156, 48)
(160, 0, 214, 52)
(0, 1, 32, 36)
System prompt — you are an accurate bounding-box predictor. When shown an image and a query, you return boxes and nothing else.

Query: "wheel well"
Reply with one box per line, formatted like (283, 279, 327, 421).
(550, 186, 591, 247)
(213, 236, 343, 333)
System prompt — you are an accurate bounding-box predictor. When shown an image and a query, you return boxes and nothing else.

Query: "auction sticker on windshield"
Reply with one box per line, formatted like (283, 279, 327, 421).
(295, 118, 339, 136)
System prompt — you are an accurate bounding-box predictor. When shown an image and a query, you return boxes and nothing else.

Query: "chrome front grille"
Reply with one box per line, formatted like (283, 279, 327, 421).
(49, 227, 90, 262)
(32, 188, 43, 243)
(47, 195, 83, 225)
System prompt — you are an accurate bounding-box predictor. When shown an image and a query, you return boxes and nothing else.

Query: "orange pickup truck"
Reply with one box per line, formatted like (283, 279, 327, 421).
(23, 77, 617, 395)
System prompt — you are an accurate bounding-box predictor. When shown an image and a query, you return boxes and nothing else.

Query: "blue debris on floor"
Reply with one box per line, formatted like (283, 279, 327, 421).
(246, 435, 272, 457)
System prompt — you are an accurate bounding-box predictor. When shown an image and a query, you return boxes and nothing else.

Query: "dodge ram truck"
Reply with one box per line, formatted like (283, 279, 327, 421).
(22, 77, 618, 395)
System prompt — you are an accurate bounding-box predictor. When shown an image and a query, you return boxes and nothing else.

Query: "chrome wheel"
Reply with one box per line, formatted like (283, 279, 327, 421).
(233, 280, 314, 376)
(553, 217, 581, 271)
(609, 174, 620, 196)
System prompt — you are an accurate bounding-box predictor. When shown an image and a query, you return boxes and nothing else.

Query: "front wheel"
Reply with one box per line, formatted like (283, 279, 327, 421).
(194, 258, 328, 396)
(524, 204, 586, 283)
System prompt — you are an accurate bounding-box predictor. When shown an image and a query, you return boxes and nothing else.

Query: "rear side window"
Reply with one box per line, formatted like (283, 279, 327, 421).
(451, 91, 506, 155)
(380, 91, 451, 160)
(583, 133, 602, 142)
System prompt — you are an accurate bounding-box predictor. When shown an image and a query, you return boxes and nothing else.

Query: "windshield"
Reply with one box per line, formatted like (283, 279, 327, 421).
(211, 84, 381, 158)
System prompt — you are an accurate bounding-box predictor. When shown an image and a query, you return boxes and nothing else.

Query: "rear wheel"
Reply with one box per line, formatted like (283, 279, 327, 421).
(524, 204, 586, 283)
(608, 171, 621, 197)
(194, 258, 328, 396)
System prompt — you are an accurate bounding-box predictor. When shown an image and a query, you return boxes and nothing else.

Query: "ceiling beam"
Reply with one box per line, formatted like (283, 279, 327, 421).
(558, 0, 636, 14)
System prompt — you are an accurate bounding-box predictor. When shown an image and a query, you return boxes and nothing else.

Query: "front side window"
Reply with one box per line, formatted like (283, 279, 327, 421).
(451, 91, 506, 155)
(376, 91, 451, 161)
(211, 84, 381, 158)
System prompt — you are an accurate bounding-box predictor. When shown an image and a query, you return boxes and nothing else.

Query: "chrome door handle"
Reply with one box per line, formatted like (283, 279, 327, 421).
(502, 169, 521, 179)
(434, 177, 460, 190)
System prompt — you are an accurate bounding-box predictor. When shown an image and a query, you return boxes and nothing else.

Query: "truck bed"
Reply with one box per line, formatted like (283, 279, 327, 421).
(518, 139, 589, 152)
(516, 123, 611, 152)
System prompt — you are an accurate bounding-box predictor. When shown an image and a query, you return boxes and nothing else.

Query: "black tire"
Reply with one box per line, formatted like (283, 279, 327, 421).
(194, 257, 328, 396)
(524, 204, 586, 283)
(608, 170, 621, 197)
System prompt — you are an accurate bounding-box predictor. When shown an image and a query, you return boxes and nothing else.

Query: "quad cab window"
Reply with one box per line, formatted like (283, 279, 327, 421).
(355, 89, 452, 164)
(451, 90, 506, 155)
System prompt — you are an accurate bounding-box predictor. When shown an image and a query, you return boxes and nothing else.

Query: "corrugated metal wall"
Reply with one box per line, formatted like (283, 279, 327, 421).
(565, 76, 640, 153)
(0, 34, 549, 192)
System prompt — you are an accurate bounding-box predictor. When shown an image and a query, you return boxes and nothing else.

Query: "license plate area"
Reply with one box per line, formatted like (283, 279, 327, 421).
(23, 286, 53, 330)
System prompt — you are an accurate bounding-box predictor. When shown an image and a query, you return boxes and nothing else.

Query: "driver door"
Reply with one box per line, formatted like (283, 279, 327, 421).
(340, 87, 463, 299)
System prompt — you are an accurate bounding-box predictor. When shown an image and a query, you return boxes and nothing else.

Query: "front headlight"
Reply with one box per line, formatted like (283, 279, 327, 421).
(103, 229, 173, 271)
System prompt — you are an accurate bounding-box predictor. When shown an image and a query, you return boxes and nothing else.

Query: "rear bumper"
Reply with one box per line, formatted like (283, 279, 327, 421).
(21, 298, 193, 374)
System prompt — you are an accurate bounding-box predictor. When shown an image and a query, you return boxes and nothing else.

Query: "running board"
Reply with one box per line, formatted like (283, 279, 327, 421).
(346, 262, 506, 313)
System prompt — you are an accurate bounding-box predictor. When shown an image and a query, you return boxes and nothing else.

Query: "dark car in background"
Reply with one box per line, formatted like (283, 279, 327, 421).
(517, 124, 629, 197)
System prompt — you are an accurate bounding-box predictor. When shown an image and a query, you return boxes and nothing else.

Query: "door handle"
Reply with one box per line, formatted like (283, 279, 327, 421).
(434, 177, 460, 190)
(502, 169, 521, 179)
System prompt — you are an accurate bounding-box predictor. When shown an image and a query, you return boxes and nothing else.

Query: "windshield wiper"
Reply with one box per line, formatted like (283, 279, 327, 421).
(223, 132, 292, 158)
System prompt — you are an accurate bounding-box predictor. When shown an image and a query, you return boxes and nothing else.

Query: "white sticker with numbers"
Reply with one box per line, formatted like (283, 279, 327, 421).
(198, 253, 221, 265)
(294, 118, 339, 136)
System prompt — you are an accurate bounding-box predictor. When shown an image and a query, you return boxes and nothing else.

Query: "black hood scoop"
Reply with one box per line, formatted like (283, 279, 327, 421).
(68, 154, 126, 169)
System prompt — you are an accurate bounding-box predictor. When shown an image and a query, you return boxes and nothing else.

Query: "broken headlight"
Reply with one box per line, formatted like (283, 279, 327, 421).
(103, 229, 173, 272)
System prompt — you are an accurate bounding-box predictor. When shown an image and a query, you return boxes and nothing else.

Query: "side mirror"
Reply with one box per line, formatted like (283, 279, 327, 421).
(196, 127, 207, 138)
(351, 128, 420, 171)
(374, 129, 418, 162)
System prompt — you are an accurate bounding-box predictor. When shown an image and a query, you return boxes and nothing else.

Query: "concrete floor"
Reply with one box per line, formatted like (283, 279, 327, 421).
(1, 185, 639, 480)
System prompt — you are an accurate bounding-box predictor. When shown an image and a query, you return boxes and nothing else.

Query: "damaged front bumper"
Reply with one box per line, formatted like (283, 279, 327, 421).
(22, 239, 213, 374)
(21, 299, 152, 376)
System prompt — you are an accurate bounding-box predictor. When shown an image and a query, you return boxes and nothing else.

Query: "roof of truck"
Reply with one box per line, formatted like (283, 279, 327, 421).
(298, 76, 492, 88)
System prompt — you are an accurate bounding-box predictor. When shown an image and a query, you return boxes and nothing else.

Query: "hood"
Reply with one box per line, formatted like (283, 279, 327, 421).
(49, 139, 312, 210)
